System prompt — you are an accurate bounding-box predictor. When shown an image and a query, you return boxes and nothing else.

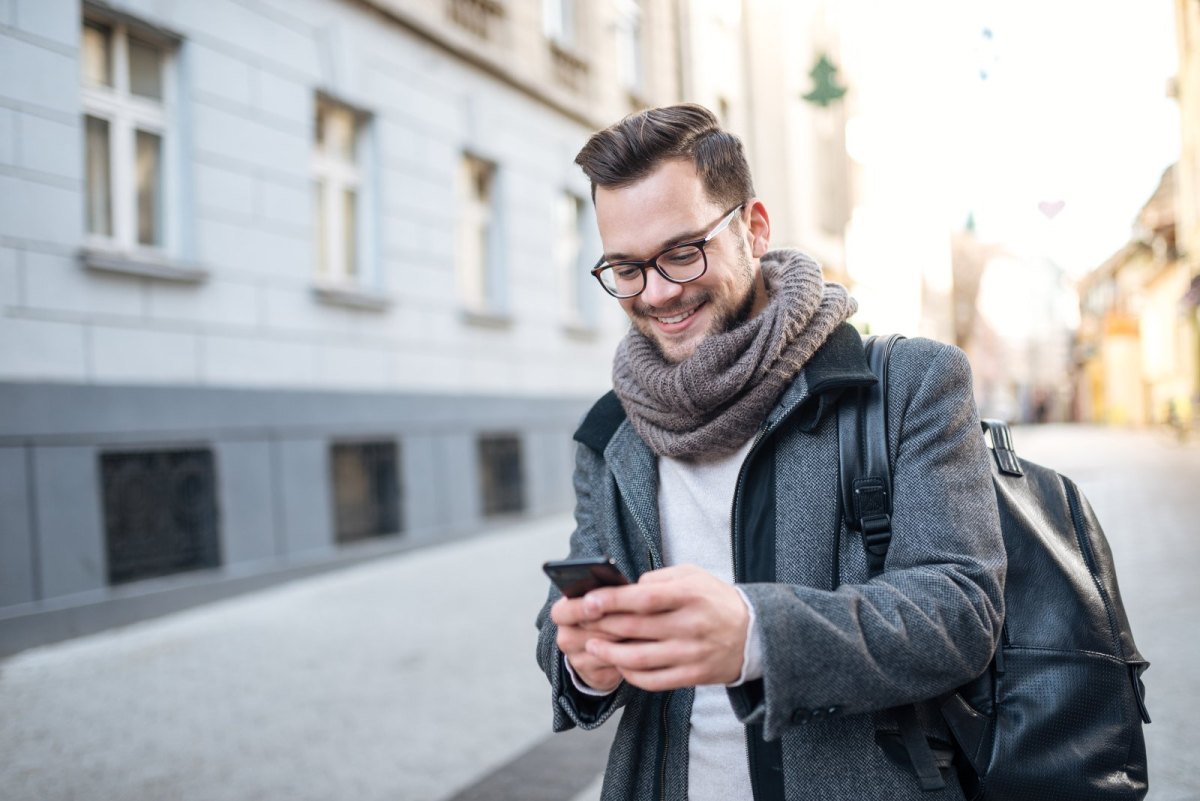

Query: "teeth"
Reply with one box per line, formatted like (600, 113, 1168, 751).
(657, 308, 695, 325)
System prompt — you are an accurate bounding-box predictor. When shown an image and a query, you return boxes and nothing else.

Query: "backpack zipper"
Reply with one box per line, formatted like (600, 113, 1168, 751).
(1062, 476, 1126, 661)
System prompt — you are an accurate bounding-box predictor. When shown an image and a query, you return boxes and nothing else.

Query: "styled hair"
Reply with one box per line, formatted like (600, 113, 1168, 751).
(574, 103, 754, 209)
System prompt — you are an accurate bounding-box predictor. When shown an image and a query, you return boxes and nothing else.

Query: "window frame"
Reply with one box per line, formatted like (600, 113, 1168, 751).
(80, 14, 177, 257)
(329, 439, 402, 543)
(555, 189, 598, 330)
(477, 433, 525, 517)
(615, 0, 646, 95)
(541, 0, 578, 50)
(312, 94, 365, 287)
(456, 152, 507, 318)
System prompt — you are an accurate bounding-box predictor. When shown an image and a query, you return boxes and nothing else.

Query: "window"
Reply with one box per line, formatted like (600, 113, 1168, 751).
(478, 434, 524, 516)
(543, 0, 587, 91)
(447, 0, 505, 40)
(615, 0, 646, 94)
(313, 96, 365, 285)
(330, 441, 401, 543)
(81, 17, 173, 252)
(100, 449, 220, 585)
(542, 0, 577, 49)
(555, 191, 596, 328)
(456, 153, 503, 314)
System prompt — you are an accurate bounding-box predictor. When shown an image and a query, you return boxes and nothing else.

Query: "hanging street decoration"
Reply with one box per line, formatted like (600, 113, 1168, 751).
(802, 52, 848, 108)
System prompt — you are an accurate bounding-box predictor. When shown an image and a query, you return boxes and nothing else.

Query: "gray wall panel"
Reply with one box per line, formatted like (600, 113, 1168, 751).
(400, 433, 440, 543)
(442, 433, 479, 532)
(523, 430, 555, 518)
(278, 438, 333, 556)
(0, 447, 35, 605)
(1, 383, 595, 617)
(215, 440, 278, 564)
(34, 446, 105, 598)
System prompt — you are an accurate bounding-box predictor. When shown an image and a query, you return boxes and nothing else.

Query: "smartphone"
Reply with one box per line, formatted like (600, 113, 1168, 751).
(543, 556, 630, 598)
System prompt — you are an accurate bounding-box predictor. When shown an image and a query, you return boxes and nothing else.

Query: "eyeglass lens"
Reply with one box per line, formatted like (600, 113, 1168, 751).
(597, 244, 705, 296)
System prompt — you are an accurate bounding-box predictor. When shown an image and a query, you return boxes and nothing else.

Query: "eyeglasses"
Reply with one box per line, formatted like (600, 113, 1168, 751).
(590, 203, 746, 299)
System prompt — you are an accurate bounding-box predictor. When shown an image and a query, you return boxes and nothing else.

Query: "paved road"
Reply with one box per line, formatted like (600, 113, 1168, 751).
(0, 425, 1196, 801)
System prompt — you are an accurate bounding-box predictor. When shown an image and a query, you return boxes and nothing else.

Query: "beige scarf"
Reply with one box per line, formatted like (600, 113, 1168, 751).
(612, 249, 856, 460)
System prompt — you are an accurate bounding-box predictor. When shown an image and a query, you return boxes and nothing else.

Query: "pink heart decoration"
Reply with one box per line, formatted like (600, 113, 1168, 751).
(1038, 200, 1065, 219)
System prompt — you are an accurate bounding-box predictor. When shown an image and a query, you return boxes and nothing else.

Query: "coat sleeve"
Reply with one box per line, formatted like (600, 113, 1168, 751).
(730, 341, 1006, 741)
(535, 441, 640, 731)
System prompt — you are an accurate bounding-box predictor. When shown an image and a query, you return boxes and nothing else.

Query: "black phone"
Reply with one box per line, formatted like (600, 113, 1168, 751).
(543, 556, 630, 598)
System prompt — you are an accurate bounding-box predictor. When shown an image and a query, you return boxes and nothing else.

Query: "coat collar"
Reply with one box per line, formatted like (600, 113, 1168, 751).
(574, 323, 876, 564)
(604, 419, 664, 565)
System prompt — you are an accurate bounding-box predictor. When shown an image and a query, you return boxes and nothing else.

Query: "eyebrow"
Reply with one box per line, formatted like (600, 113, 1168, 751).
(602, 225, 709, 263)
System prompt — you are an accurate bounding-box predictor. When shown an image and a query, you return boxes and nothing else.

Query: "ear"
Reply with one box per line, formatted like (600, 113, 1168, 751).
(745, 199, 770, 258)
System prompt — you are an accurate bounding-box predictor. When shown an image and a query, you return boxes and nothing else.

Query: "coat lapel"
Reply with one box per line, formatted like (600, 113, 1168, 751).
(604, 420, 664, 567)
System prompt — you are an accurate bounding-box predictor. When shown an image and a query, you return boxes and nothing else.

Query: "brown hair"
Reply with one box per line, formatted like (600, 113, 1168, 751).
(574, 103, 754, 209)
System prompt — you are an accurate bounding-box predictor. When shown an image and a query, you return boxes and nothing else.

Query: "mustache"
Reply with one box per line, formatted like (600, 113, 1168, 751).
(632, 292, 711, 319)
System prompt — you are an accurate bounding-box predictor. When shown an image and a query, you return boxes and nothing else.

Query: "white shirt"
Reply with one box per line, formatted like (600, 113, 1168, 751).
(658, 437, 760, 801)
(565, 436, 764, 800)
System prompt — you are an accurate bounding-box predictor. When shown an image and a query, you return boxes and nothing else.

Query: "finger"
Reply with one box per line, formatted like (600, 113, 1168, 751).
(584, 582, 685, 618)
(587, 637, 698, 672)
(637, 564, 703, 584)
(550, 597, 593, 627)
(585, 610, 680, 641)
(566, 656, 622, 693)
(619, 665, 702, 693)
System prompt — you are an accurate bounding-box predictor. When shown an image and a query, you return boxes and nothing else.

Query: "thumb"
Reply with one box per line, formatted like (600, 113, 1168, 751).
(638, 564, 698, 583)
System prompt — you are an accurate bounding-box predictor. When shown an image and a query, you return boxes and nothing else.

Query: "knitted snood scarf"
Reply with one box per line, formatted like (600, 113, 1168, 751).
(611, 249, 857, 460)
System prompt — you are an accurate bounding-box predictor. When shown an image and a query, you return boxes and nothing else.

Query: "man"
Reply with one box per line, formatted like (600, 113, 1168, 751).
(535, 104, 1006, 801)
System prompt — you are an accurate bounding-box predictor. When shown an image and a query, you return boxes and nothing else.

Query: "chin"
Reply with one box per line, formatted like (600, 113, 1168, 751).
(648, 330, 704, 364)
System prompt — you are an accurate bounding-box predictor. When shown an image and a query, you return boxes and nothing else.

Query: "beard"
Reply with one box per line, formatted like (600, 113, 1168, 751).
(632, 249, 760, 363)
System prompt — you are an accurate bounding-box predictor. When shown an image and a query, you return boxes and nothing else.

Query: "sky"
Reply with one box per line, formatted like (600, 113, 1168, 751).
(948, 0, 1181, 276)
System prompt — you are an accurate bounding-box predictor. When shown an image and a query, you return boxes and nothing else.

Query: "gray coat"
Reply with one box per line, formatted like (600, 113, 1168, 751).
(535, 330, 1006, 800)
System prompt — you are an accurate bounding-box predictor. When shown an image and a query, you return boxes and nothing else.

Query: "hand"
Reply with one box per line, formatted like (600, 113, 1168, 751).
(579, 565, 749, 692)
(550, 595, 624, 693)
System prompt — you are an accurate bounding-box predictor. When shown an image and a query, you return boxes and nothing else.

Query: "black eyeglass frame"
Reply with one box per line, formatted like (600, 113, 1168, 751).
(589, 202, 746, 299)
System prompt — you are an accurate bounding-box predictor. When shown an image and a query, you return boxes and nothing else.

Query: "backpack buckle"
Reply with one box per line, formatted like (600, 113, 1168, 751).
(861, 515, 892, 555)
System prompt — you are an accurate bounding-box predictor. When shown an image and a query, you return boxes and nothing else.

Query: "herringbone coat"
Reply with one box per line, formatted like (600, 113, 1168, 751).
(535, 328, 1006, 800)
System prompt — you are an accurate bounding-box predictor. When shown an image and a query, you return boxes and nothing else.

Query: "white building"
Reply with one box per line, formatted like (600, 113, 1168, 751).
(0, 0, 878, 651)
(0, 0, 695, 648)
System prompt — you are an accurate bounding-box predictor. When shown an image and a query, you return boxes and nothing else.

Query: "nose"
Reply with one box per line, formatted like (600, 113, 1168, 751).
(639, 266, 684, 309)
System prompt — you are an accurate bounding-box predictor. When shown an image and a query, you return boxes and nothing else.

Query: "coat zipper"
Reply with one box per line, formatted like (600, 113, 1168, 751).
(642, 542, 672, 801)
(727, 395, 810, 801)
(731, 426, 768, 801)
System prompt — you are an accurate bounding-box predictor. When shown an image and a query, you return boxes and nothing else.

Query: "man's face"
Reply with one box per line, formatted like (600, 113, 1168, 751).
(594, 160, 769, 363)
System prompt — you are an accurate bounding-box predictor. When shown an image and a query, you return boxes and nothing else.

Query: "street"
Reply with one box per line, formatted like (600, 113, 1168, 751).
(0, 425, 1196, 801)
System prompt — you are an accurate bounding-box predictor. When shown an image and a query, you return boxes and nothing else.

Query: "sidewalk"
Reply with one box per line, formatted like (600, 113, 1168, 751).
(0, 513, 604, 801)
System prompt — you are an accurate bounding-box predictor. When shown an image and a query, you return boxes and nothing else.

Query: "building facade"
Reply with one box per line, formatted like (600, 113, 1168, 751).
(1075, 167, 1196, 428)
(1, 0, 876, 648)
(1, 0, 691, 645)
(1075, 0, 1200, 430)
(1173, 0, 1200, 423)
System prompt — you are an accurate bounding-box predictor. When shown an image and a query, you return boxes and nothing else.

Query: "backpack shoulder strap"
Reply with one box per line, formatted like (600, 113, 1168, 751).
(837, 333, 947, 793)
(837, 334, 904, 576)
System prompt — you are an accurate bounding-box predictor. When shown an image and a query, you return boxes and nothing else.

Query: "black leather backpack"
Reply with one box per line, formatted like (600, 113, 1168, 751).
(838, 334, 1151, 800)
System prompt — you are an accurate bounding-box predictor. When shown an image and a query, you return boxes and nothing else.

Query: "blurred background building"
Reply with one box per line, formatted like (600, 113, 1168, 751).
(0, 0, 873, 640)
(1073, 0, 1200, 429)
(0, 0, 1191, 642)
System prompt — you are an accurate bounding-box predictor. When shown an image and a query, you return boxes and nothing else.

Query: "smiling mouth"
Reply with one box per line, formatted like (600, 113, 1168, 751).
(655, 307, 699, 325)
(644, 300, 705, 326)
